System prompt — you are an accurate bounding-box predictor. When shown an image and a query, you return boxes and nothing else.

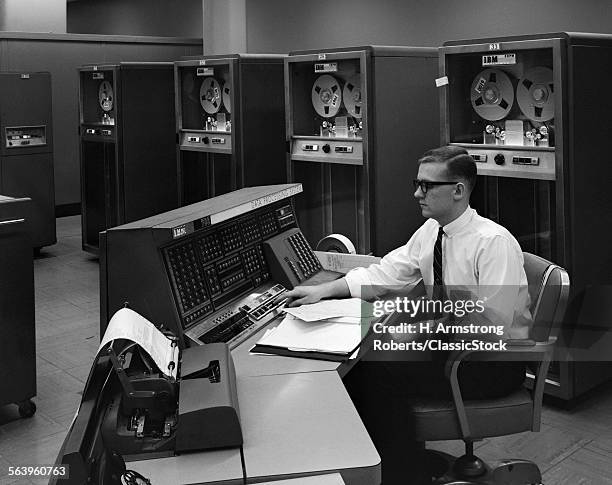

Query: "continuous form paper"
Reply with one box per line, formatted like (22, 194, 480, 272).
(99, 308, 178, 379)
(314, 251, 381, 274)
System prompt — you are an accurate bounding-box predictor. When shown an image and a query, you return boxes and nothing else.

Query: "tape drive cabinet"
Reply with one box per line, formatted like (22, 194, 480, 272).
(440, 33, 612, 401)
(175, 55, 287, 206)
(285, 46, 439, 255)
(78, 63, 179, 254)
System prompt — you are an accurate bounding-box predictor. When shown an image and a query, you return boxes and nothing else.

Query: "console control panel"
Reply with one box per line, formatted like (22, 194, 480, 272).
(163, 204, 295, 332)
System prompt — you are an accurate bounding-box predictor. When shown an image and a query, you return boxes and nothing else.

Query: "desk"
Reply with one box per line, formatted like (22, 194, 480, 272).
(131, 371, 380, 485)
(129, 314, 380, 485)
(128, 449, 243, 485)
(240, 372, 379, 484)
(258, 474, 345, 484)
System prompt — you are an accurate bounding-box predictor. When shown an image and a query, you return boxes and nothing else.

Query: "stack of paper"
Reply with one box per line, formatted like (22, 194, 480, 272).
(251, 298, 375, 361)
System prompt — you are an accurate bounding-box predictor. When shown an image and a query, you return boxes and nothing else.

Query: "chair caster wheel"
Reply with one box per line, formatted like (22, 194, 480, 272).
(18, 399, 36, 418)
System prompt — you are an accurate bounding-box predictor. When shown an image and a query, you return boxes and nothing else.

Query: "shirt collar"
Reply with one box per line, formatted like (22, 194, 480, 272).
(440, 206, 475, 237)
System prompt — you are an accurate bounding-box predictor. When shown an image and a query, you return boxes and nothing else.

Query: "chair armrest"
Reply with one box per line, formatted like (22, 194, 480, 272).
(443, 340, 555, 378)
(443, 338, 555, 440)
(443, 339, 556, 376)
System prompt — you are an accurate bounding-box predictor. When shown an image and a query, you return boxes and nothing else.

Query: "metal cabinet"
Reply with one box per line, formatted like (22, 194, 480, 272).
(0, 195, 36, 417)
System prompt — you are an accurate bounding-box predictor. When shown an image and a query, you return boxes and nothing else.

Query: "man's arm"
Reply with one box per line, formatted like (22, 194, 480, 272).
(283, 278, 350, 307)
(343, 224, 427, 299)
(281, 221, 429, 307)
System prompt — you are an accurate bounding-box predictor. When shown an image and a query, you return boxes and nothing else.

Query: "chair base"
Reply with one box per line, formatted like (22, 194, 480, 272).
(424, 450, 542, 485)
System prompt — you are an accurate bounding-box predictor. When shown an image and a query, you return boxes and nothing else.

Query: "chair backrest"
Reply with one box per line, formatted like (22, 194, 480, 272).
(523, 252, 571, 342)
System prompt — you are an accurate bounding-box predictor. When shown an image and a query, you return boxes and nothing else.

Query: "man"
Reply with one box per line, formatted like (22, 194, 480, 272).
(284, 146, 531, 480)
(286, 145, 531, 347)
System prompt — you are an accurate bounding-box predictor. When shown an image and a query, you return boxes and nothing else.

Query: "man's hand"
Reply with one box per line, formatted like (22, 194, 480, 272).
(280, 278, 351, 307)
(283, 285, 329, 307)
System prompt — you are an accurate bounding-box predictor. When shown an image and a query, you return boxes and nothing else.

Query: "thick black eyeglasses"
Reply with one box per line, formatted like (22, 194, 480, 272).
(413, 179, 459, 194)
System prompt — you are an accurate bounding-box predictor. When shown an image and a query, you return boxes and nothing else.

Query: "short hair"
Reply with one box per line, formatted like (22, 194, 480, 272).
(418, 146, 477, 193)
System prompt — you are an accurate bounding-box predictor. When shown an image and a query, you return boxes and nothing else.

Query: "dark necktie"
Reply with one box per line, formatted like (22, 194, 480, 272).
(433, 226, 444, 301)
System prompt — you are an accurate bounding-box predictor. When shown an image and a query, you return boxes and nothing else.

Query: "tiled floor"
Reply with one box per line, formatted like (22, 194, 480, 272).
(1, 215, 612, 483)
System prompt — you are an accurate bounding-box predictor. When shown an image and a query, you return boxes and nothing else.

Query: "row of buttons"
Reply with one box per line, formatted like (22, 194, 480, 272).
(221, 270, 245, 289)
(211, 308, 240, 326)
(183, 303, 213, 325)
(250, 297, 281, 320)
(199, 312, 253, 344)
(217, 255, 241, 274)
(285, 257, 303, 282)
(270, 284, 286, 294)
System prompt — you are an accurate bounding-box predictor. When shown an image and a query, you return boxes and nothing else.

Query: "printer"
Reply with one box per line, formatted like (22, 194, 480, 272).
(100, 340, 242, 457)
(57, 308, 242, 484)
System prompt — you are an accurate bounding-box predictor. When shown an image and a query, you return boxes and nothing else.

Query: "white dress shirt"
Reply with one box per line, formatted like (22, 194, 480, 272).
(344, 207, 532, 339)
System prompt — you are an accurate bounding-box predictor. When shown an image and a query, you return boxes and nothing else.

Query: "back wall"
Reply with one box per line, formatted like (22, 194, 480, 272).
(68, 0, 202, 37)
(246, 0, 611, 52)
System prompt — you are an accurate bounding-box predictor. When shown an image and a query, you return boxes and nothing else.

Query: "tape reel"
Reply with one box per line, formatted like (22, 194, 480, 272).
(342, 75, 363, 119)
(98, 81, 114, 112)
(311, 74, 342, 118)
(316, 233, 357, 254)
(517, 67, 554, 122)
(221, 80, 231, 114)
(199, 77, 222, 114)
(470, 69, 514, 121)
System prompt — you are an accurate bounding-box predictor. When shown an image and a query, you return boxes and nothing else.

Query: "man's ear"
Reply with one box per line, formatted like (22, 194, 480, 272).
(453, 182, 467, 199)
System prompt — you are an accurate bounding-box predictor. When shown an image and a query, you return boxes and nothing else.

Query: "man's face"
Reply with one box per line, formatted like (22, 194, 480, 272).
(414, 162, 458, 222)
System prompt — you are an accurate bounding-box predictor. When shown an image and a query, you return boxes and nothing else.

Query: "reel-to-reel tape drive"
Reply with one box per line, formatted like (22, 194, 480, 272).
(310, 71, 363, 138)
(470, 64, 554, 147)
(445, 47, 555, 149)
(97, 80, 114, 124)
(198, 75, 232, 132)
(287, 54, 368, 168)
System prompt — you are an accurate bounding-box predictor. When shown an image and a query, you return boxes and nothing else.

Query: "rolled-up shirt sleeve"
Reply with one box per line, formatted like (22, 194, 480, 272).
(344, 225, 426, 299)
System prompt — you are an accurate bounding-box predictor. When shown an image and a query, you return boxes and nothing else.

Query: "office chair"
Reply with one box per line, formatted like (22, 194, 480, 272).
(407, 252, 570, 484)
